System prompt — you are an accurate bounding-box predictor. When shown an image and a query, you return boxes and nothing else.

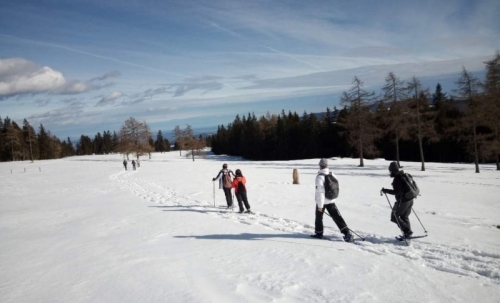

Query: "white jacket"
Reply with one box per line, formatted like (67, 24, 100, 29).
(315, 168, 338, 208)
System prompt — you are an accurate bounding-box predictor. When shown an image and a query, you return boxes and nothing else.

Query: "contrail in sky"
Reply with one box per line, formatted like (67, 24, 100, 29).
(208, 21, 325, 72)
(0, 33, 189, 78)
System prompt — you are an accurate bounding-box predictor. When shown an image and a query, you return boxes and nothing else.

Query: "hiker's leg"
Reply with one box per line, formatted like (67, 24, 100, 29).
(223, 188, 232, 206)
(314, 206, 325, 235)
(240, 192, 251, 210)
(325, 203, 348, 234)
(391, 201, 411, 232)
(235, 193, 244, 211)
(398, 200, 413, 232)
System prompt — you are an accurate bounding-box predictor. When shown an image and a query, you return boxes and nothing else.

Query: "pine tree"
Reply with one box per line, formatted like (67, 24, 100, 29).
(38, 124, 52, 160)
(22, 119, 38, 162)
(3, 120, 22, 161)
(155, 130, 166, 152)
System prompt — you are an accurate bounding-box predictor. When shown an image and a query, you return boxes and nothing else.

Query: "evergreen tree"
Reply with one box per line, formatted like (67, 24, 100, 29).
(22, 119, 38, 162)
(38, 124, 51, 160)
(432, 83, 447, 105)
(155, 130, 166, 152)
(3, 120, 22, 161)
(94, 132, 104, 154)
(102, 131, 112, 154)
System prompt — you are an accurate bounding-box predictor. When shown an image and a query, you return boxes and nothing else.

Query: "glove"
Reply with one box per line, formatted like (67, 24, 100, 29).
(381, 188, 389, 194)
(212, 178, 216, 181)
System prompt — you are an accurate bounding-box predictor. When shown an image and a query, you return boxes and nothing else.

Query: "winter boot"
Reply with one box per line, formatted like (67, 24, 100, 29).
(404, 230, 413, 239)
(343, 232, 354, 243)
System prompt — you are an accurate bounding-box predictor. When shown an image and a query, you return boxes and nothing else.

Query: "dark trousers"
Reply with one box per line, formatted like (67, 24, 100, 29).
(223, 187, 233, 207)
(235, 191, 251, 211)
(391, 200, 413, 233)
(315, 203, 348, 235)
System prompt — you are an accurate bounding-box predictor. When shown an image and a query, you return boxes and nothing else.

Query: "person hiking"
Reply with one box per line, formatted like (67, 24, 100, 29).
(231, 169, 252, 213)
(123, 159, 128, 171)
(381, 161, 414, 239)
(131, 160, 136, 170)
(311, 158, 354, 242)
(212, 163, 236, 209)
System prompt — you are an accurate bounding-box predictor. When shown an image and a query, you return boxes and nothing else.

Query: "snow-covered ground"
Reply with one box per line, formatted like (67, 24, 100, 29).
(1, 151, 499, 303)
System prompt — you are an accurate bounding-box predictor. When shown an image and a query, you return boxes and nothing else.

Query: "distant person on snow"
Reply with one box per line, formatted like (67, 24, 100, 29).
(132, 160, 136, 170)
(212, 163, 236, 209)
(123, 159, 128, 171)
(232, 169, 252, 213)
(311, 158, 354, 242)
(381, 162, 414, 239)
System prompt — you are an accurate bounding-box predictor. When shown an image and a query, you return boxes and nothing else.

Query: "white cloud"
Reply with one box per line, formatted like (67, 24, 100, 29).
(95, 91, 123, 107)
(0, 58, 66, 96)
(0, 58, 109, 97)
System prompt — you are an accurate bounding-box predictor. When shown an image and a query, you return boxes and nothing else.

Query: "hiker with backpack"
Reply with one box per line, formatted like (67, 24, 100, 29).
(381, 161, 416, 239)
(212, 163, 236, 209)
(231, 169, 252, 213)
(311, 158, 354, 242)
(131, 160, 136, 170)
(123, 159, 128, 171)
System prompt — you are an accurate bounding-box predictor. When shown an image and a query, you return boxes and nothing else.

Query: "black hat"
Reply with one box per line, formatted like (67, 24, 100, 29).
(389, 161, 399, 172)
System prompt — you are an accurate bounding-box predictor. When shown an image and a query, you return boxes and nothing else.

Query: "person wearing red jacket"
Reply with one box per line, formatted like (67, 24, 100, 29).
(231, 169, 252, 213)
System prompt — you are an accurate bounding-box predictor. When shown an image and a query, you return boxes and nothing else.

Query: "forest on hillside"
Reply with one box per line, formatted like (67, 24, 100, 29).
(211, 52, 500, 172)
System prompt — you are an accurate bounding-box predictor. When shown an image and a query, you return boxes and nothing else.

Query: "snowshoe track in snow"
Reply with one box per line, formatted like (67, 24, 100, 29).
(110, 170, 500, 283)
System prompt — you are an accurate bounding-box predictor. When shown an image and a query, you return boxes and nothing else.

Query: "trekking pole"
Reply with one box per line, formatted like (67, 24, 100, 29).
(381, 190, 409, 246)
(213, 181, 215, 207)
(324, 211, 365, 241)
(412, 208, 428, 234)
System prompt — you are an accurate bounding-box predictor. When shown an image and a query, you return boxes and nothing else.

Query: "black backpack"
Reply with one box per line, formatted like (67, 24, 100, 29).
(401, 173, 420, 200)
(237, 178, 246, 194)
(319, 173, 339, 200)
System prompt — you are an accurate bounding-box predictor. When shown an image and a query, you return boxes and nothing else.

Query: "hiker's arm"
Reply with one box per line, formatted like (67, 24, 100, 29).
(213, 170, 222, 181)
(315, 174, 325, 209)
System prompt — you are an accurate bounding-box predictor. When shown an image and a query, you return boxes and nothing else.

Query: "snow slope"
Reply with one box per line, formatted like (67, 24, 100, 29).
(1, 151, 499, 303)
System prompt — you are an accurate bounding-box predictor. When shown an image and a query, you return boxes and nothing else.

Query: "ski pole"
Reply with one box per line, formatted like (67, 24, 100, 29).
(412, 208, 428, 234)
(324, 210, 365, 241)
(213, 181, 215, 207)
(382, 190, 409, 246)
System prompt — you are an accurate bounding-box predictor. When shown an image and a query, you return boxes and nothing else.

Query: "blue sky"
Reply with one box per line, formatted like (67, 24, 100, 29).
(1, 0, 499, 140)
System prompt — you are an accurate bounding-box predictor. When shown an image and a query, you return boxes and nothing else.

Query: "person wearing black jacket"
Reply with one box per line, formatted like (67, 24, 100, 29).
(381, 162, 413, 238)
(212, 163, 236, 209)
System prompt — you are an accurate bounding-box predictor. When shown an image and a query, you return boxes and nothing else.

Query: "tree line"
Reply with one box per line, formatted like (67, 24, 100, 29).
(210, 52, 500, 173)
(0, 117, 192, 162)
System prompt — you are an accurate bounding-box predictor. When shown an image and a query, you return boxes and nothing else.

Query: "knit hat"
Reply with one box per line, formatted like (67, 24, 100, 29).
(389, 161, 399, 172)
(319, 158, 328, 168)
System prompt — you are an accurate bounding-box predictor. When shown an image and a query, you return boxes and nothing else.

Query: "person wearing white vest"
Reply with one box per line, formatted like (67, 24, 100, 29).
(311, 158, 354, 243)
